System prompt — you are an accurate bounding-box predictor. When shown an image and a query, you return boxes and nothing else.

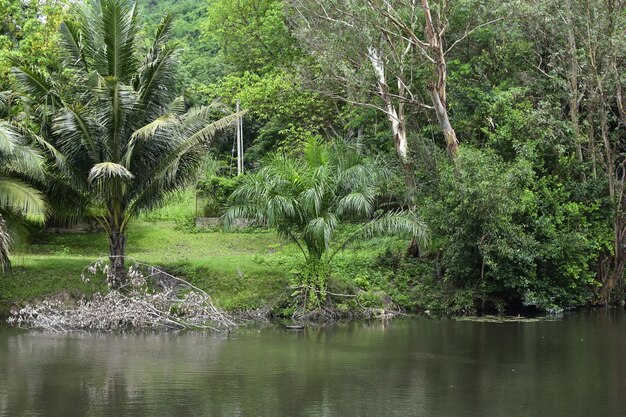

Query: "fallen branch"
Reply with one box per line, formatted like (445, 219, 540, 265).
(8, 257, 237, 333)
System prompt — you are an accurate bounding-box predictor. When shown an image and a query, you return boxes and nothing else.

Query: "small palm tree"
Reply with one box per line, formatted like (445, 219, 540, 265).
(9, 0, 242, 285)
(224, 139, 428, 307)
(0, 121, 46, 271)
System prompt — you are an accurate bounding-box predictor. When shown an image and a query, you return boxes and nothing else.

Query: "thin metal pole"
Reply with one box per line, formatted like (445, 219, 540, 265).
(236, 100, 242, 176)
(239, 109, 244, 174)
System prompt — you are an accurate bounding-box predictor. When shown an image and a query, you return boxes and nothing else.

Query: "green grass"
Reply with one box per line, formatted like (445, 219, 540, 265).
(138, 188, 197, 222)
(0, 202, 421, 316)
(1, 221, 294, 314)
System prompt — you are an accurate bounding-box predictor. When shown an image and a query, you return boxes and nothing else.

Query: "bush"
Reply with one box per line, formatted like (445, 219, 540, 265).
(421, 147, 610, 311)
(196, 176, 242, 217)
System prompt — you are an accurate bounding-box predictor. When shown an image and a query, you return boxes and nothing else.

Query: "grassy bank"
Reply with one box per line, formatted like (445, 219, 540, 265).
(1, 190, 437, 317)
(0, 221, 295, 315)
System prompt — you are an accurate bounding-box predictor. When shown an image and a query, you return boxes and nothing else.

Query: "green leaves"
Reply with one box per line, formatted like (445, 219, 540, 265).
(6, 0, 243, 267)
(59, 21, 87, 70)
(10, 66, 57, 103)
(358, 211, 429, 244)
(101, 0, 139, 80)
(206, 0, 297, 73)
(0, 177, 45, 216)
(0, 122, 45, 181)
(225, 138, 427, 262)
(224, 138, 428, 304)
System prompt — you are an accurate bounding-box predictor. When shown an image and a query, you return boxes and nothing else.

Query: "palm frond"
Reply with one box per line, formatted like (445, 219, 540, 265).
(0, 91, 16, 115)
(60, 20, 88, 70)
(123, 113, 178, 168)
(53, 106, 100, 163)
(0, 177, 46, 216)
(79, 0, 106, 73)
(130, 113, 177, 141)
(0, 122, 45, 181)
(304, 138, 329, 168)
(333, 211, 429, 259)
(168, 95, 187, 116)
(94, 78, 139, 161)
(141, 111, 243, 184)
(360, 211, 429, 243)
(41, 175, 91, 225)
(304, 213, 338, 256)
(267, 194, 299, 223)
(10, 67, 58, 103)
(88, 162, 134, 183)
(135, 14, 178, 109)
(222, 202, 265, 228)
(101, 0, 139, 80)
(31, 130, 87, 192)
(336, 189, 375, 217)
(0, 122, 18, 155)
(153, 13, 174, 45)
(300, 186, 325, 217)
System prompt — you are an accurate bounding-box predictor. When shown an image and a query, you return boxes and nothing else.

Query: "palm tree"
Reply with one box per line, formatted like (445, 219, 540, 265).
(9, 0, 242, 285)
(224, 139, 428, 306)
(0, 120, 46, 271)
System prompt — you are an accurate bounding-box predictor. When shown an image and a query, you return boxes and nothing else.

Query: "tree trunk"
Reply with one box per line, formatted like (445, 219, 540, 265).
(368, 46, 415, 189)
(407, 237, 420, 258)
(600, 220, 626, 305)
(587, 106, 597, 179)
(429, 84, 459, 156)
(565, 0, 585, 178)
(599, 157, 626, 305)
(368, 47, 409, 160)
(421, 0, 459, 157)
(108, 228, 127, 288)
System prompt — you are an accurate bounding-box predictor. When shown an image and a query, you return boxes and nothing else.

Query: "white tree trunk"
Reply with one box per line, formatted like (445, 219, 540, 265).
(368, 46, 408, 162)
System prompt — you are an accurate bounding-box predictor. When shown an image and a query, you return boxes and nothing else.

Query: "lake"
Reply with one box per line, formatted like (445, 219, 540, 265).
(1, 311, 626, 416)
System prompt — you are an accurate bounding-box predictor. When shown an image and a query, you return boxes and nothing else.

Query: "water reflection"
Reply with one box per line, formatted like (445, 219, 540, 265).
(2, 312, 626, 416)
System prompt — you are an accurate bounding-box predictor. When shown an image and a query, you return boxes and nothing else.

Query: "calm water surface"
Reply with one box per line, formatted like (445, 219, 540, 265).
(2, 311, 626, 416)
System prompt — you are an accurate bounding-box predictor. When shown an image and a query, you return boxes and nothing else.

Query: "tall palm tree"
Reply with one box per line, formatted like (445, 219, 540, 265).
(0, 120, 46, 271)
(224, 139, 428, 306)
(10, 0, 242, 285)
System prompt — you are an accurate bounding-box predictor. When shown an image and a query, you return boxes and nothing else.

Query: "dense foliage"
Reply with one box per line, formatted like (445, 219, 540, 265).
(3, 0, 626, 314)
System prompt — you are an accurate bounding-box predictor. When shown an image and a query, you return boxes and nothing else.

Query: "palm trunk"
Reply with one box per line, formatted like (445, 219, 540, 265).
(0, 214, 11, 272)
(301, 253, 330, 309)
(108, 228, 127, 287)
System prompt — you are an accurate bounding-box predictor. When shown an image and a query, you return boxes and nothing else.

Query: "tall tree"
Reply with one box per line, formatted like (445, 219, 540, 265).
(140, 0, 225, 93)
(202, 0, 337, 158)
(206, 0, 298, 74)
(288, 0, 493, 163)
(10, 0, 241, 285)
(517, 0, 626, 304)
